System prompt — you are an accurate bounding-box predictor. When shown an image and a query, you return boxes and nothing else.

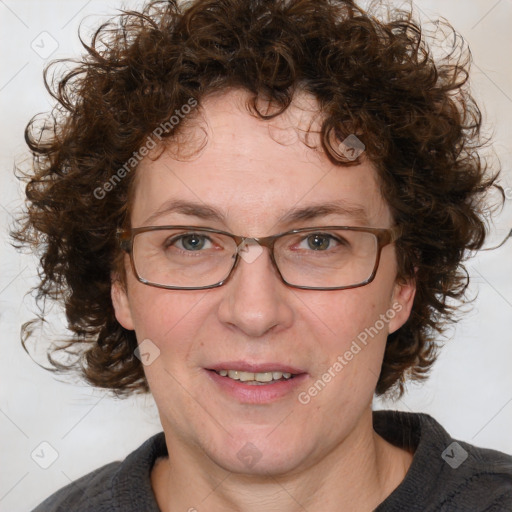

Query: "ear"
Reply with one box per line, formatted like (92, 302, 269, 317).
(111, 279, 135, 331)
(387, 277, 416, 334)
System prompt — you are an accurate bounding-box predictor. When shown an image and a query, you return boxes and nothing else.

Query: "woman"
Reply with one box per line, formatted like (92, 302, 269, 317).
(14, 0, 512, 510)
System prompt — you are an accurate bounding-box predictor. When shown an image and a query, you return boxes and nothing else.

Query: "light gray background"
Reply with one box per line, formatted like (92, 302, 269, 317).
(1, 1, 511, 510)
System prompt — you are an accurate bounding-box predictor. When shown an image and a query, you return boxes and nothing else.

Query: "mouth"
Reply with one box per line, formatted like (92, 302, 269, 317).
(209, 369, 297, 385)
(205, 362, 307, 403)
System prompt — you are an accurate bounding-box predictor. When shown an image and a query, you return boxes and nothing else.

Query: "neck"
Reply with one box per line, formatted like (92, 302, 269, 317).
(151, 408, 413, 512)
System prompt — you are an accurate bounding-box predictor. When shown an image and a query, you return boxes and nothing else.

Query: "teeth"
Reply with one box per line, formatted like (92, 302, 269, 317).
(218, 370, 294, 382)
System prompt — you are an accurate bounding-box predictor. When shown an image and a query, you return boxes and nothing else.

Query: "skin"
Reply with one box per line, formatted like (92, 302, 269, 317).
(112, 89, 416, 511)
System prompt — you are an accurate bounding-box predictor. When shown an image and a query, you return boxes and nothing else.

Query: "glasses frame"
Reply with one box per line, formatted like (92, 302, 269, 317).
(117, 225, 402, 291)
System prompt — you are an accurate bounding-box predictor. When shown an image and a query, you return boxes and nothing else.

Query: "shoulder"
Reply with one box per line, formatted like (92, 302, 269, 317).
(31, 461, 120, 512)
(444, 438, 512, 510)
(374, 410, 512, 511)
(31, 432, 167, 512)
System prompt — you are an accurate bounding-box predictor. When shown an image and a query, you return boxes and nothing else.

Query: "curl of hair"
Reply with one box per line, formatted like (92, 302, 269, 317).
(13, 0, 501, 396)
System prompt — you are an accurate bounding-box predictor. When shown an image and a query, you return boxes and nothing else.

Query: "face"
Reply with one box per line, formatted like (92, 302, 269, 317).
(112, 89, 415, 476)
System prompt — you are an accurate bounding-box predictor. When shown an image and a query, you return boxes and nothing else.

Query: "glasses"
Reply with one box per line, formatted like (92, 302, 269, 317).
(118, 225, 401, 291)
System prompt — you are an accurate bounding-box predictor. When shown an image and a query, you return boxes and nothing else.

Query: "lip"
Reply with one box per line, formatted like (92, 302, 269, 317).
(204, 362, 308, 404)
(207, 361, 306, 374)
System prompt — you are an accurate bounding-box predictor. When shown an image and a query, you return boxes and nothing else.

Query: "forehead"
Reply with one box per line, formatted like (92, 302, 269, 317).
(131, 89, 393, 232)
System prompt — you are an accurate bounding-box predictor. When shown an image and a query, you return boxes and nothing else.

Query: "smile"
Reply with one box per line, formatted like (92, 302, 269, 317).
(206, 364, 307, 403)
(214, 369, 294, 384)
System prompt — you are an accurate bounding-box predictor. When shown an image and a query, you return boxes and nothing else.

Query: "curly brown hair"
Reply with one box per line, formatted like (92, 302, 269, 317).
(13, 0, 500, 397)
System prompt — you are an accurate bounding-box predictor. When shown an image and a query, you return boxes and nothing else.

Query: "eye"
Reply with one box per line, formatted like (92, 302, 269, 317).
(171, 233, 213, 251)
(299, 233, 341, 251)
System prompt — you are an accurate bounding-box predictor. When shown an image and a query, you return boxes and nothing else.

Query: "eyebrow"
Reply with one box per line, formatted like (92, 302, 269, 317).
(142, 200, 227, 226)
(142, 199, 369, 227)
(279, 202, 369, 225)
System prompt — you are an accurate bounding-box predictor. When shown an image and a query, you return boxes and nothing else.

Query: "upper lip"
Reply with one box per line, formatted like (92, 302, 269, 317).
(207, 361, 306, 374)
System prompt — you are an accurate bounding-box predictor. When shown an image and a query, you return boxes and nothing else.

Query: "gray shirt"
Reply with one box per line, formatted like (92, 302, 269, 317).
(32, 410, 512, 511)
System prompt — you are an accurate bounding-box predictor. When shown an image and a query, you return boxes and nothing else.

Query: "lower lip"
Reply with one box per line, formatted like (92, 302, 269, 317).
(205, 370, 308, 404)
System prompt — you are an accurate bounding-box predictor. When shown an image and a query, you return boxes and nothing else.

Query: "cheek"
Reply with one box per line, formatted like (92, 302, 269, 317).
(301, 287, 385, 346)
(298, 284, 395, 392)
(125, 274, 208, 347)
(127, 284, 212, 401)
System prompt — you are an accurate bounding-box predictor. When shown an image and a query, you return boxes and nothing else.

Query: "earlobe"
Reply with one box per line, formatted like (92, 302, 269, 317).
(111, 280, 135, 330)
(388, 278, 416, 334)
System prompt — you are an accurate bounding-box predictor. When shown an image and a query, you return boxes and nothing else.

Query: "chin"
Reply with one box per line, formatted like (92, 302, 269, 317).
(205, 428, 313, 476)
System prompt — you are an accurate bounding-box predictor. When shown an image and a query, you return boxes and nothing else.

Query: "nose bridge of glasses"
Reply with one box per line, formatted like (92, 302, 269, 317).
(233, 235, 277, 266)
(234, 234, 277, 251)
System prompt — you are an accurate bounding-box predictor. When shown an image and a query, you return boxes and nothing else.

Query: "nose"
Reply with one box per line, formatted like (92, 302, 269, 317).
(216, 242, 294, 337)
